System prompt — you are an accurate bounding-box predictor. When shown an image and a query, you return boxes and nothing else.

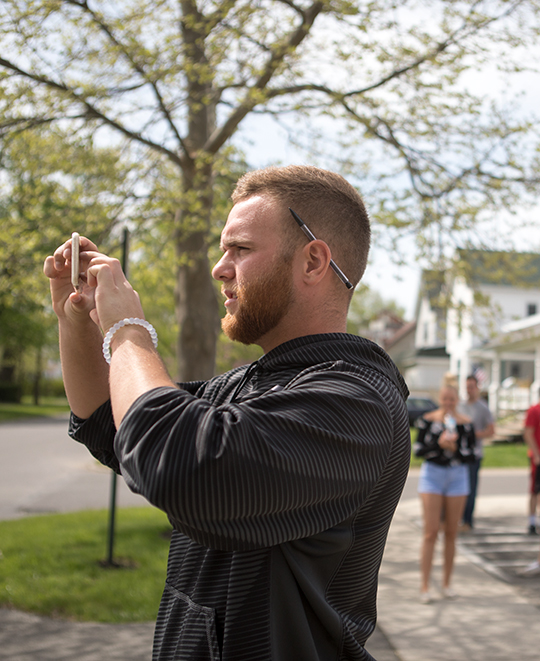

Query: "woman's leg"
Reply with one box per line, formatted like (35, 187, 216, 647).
(442, 495, 467, 589)
(420, 492, 444, 593)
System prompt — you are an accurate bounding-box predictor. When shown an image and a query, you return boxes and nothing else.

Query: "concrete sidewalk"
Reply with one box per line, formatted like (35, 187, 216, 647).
(376, 494, 540, 661)
(0, 609, 155, 660)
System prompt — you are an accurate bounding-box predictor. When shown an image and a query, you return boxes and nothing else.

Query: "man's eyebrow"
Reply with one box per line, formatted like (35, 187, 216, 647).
(219, 236, 253, 251)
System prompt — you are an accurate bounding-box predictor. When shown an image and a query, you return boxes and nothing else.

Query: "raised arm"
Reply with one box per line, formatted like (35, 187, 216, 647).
(45, 236, 176, 424)
(84, 249, 177, 427)
(44, 236, 110, 419)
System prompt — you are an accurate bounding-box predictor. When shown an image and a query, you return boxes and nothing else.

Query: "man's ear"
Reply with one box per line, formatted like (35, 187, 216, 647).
(301, 240, 332, 285)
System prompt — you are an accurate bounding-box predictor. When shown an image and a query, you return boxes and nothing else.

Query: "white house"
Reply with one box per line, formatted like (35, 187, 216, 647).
(472, 313, 540, 417)
(386, 251, 540, 413)
(445, 250, 540, 401)
(386, 270, 450, 399)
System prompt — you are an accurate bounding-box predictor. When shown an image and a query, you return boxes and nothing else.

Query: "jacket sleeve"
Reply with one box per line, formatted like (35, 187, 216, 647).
(68, 380, 207, 475)
(69, 400, 120, 473)
(110, 365, 404, 551)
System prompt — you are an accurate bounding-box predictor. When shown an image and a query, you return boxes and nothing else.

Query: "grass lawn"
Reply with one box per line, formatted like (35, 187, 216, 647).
(0, 508, 171, 623)
(0, 397, 70, 423)
(409, 428, 529, 469)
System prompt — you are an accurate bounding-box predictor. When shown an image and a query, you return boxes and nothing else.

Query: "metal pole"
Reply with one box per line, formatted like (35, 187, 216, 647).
(106, 470, 118, 565)
(105, 227, 130, 566)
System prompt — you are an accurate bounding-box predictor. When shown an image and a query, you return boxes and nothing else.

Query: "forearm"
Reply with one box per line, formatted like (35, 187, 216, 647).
(108, 325, 177, 428)
(57, 248, 179, 425)
(59, 319, 110, 419)
(44, 235, 111, 418)
(476, 423, 495, 439)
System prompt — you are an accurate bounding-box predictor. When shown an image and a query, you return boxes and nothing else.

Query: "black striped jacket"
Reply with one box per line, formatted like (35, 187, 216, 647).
(70, 333, 410, 661)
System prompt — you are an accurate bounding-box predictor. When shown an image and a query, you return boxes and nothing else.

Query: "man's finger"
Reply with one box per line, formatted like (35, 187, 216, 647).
(52, 236, 99, 272)
(78, 236, 99, 252)
(86, 253, 122, 268)
(43, 255, 61, 279)
(87, 262, 117, 289)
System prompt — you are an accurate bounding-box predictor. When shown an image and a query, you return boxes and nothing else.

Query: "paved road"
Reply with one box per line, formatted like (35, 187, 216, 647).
(0, 417, 147, 520)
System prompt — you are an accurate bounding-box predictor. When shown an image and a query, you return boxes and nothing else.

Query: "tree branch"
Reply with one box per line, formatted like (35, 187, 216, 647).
(259, 1, 532, 104)
(0, 115, 66, 136)
(0, 56, 188, 169)
(274, 0, 305, 14)
(206, 0, 240, 33)
(62, 0, 191, 165)
(203, 0, 324, 154)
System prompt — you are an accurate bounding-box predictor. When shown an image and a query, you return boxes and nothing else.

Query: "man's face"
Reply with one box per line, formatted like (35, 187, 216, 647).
(466, 378, 479, 401)
(212, 195, 296, 347)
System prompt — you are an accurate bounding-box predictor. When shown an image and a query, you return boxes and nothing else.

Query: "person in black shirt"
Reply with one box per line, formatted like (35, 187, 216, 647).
(44, 165, 411, 661)
(414, 384, 475, 604)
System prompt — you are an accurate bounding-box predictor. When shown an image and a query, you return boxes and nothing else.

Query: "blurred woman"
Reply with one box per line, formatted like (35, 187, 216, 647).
(414, 385, 475, 603)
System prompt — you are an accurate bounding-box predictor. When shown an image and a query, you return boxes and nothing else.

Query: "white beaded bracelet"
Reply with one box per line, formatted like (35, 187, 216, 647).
(102, 317, 158, 364)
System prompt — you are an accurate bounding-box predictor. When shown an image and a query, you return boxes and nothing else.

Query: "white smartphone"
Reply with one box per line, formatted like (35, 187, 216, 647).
(71, 232, 80, 291)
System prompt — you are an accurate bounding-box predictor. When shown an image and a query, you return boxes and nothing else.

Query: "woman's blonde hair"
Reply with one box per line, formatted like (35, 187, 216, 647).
(442, 372, 459, 390)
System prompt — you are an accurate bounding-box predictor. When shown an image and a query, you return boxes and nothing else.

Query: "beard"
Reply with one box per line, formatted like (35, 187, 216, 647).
(221, 257, 294, 345)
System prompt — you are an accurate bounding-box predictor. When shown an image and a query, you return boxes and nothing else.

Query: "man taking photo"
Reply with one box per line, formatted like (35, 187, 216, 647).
(44, 165, 410, 661)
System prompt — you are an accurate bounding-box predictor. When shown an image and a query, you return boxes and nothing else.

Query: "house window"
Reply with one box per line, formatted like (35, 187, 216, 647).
(527, 303, 537, 316)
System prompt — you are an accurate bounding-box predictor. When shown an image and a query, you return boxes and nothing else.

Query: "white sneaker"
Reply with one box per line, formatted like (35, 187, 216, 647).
(520, 561, 540, 576)
(442, 587, 458, 599)
(420, 591, 435, 604)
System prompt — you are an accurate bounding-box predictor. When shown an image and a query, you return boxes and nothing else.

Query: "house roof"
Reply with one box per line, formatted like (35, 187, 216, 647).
(415, 346, 449, 358)
(456, 249, 540, 287)
(479, 312, 540, 352)
(384, 320, 416, 350)
(502, 312, 540, 333)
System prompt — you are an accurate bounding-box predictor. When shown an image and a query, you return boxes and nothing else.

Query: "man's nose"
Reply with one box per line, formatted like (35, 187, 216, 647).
(212, 254, 234, 281)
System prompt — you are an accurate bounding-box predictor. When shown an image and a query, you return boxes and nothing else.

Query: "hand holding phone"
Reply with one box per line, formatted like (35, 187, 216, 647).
(71, 232, 80, 292)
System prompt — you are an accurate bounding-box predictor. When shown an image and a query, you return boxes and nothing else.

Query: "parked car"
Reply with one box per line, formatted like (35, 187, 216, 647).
(406, 396, 437, 426)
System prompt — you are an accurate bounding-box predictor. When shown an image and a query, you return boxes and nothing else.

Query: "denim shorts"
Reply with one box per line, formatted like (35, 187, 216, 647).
(418, 461, 470, 497)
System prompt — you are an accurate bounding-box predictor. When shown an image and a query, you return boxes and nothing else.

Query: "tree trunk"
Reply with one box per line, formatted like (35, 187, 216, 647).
(174, 160, 221, 382)
(175, 230, 221, 382)
(174, 2, 221, 381)
(0, 346, 22, 403)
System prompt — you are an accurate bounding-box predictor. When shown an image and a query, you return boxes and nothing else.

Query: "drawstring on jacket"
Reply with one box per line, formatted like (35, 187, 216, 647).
(230, 361, 260, 403)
